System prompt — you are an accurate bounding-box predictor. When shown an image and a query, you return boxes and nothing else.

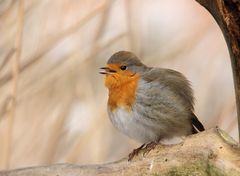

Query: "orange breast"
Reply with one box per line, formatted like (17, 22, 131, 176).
(105, 73, 140, 112)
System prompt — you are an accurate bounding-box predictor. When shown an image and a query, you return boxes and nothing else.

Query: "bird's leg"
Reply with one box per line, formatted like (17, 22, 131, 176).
(143, 141, 157, 156)
(128, 143, 146, 161)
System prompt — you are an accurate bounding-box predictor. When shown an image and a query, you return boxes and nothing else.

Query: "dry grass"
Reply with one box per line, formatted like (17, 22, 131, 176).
(3, 0, 24, 169)
(0, 0, 236, 170)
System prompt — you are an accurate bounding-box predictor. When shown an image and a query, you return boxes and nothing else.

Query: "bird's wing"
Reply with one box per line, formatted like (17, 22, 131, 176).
(136, 68, 205, 136)
(141, 67, 194, 111)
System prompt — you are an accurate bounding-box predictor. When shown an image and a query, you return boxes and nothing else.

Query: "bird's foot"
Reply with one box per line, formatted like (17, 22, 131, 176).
(128, 143, 145, 161)
(143, 141, 157, 156)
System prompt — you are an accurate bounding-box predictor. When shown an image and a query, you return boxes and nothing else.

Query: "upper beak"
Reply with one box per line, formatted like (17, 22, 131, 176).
(99, 67, 116, 74)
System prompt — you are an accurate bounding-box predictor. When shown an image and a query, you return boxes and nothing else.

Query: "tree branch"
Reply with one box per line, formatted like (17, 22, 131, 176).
(195, 0, 240, 139)
(0, 128, 240, 175)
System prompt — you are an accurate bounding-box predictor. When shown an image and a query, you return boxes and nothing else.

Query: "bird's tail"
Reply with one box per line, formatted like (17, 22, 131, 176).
(191, 113, 205, 134)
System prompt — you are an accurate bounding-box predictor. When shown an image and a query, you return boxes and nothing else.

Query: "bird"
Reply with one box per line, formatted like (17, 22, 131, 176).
(99, 51, 205, 160)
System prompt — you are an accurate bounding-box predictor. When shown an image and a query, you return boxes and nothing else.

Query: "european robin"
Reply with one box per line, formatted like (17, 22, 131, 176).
(100, 51, 205, 160)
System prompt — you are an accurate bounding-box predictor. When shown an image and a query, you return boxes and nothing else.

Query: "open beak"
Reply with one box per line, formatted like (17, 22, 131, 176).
(99, 67, 116, 75)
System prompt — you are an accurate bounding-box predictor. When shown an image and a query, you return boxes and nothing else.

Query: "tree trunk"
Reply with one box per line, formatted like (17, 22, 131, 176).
(196, 0, 240, 139)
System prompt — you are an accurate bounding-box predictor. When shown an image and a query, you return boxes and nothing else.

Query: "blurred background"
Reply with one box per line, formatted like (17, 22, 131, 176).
(0, 0, 237, 170)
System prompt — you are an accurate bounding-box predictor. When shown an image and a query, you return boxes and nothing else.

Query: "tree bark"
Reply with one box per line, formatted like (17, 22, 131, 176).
(0, 128, 240, 176)
(195, 0, 240, 139)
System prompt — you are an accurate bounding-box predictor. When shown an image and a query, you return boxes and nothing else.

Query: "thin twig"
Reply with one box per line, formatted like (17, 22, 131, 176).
(0, 32, 126, 134)
(0, 0, 16, 20)
(0, 96, 12, 121)
(5, 31, 127, 108)
(4, 0, 24, 169)
(86, 0, 113, 73)
(125, 0, 135, 51)
(0, 2, 108, 88)
(43, 95, 75, 163)
(0, 49, 16, 72)
(93, 0, 113, 42)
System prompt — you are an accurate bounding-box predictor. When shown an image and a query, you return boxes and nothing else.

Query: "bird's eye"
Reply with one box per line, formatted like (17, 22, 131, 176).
(120, 65, 127, 70)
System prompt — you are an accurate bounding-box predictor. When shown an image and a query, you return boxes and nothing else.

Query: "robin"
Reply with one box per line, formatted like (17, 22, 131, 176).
(100, 51, 205, 160)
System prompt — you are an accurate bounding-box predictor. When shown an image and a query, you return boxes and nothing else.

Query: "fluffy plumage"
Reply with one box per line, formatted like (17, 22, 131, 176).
(101, 51, 205, 143)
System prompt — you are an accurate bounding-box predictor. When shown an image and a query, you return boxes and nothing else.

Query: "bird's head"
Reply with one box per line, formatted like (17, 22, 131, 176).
(100, 51, 146, 89)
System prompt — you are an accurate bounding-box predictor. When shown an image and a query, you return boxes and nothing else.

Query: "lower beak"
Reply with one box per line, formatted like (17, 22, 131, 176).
(99, 67, 116, 74)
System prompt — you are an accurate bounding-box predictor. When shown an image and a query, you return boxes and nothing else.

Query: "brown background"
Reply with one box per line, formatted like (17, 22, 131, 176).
(0, 0, 237, 170)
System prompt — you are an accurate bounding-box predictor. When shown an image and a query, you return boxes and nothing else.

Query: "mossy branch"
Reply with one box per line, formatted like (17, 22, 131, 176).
(0, 128, 240, 176)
